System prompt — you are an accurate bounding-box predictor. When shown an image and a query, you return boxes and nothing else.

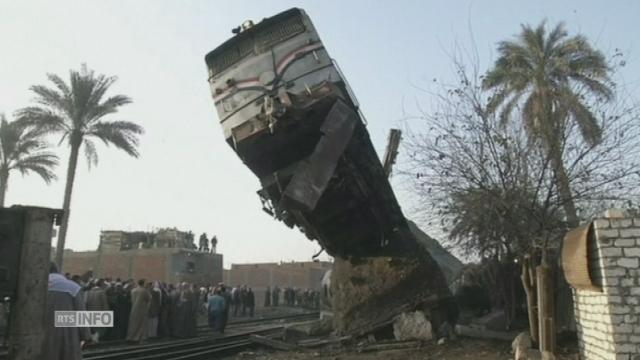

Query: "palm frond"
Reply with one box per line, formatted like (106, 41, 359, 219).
(86, 95, 133, 122)
(0, 115, 59, 185)
(14, 106, 68, 133)
(87, 120, 144, 157)
(14, 159, 58, 183)
(47, 73, 72, 98)
(560, 89, 603, 145)
(30, 84, 71, 115)
(545, 23, 567, 56)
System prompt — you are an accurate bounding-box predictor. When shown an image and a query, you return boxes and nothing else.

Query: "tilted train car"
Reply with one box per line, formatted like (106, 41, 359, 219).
(204, 8, 416, 257)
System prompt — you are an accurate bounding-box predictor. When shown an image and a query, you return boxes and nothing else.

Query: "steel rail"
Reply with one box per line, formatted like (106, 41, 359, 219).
(84, 327, 283, 360)
(0, 312, 319, 360)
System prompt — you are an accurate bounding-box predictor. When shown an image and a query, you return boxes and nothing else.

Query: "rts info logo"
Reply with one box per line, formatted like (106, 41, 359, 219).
(54, 311, 113, 327)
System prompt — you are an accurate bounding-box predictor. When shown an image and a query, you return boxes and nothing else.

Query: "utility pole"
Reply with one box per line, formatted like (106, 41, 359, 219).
(382, 129, 402, 177)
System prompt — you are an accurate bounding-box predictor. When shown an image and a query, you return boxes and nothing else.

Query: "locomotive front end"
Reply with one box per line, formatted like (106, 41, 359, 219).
(204, 8, 413, 257)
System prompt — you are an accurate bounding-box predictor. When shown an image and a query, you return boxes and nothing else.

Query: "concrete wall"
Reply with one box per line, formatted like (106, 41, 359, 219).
(62, 248, 223, 285)
(223, 261, 332, 307)
(573, 216, 640, 360)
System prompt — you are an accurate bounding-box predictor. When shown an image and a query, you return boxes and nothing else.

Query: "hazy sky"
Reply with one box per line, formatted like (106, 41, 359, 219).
(1, 0, 638, 268)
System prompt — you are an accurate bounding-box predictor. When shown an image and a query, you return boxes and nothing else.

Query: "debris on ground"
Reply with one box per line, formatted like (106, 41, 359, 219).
(512, 332, 533, 360)
(392, 311, 433, 341)
(226, 336, 578, 360)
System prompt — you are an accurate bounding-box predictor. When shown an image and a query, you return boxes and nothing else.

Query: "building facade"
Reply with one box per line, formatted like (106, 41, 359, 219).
(61, 229, 222, 285)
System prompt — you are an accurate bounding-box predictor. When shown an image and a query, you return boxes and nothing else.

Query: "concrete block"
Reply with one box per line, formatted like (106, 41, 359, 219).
(594, 219, 611, 229)
(610, 315, 624, 324)
(617, 343, 637, 353)
(616, 239, 636, 247)
(620, 228, 640, 238)
(624, 248, 640, 257)
(608, 295, 623, 304)
(613, 333, 629, 342)
(602, 257, 619, 267)
(614, 324, 634, 333)
(600, 248, 623, 257)
(598, 229, 621, 240)
(605, 277, 620, 286)
(630, 288, 640, 296)
(618, 258, 640, 268)
(610, 219, 634, 228)
(604, 267, 626, 277)
(620, 278, 636, 287)
(601, 208, 628, 218)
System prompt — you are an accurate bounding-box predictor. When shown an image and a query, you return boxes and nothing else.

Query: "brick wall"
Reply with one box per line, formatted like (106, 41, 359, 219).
(573, 216, 640, 360)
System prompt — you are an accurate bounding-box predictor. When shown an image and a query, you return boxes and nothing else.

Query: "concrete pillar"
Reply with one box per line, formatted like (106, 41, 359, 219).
(8, 207, 61, 360)
(569, 213, 640, 359)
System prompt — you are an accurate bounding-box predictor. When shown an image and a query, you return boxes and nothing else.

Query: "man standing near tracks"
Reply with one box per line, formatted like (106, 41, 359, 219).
(246, 288, 255, 317)
(232, 285, 241, 316)
(127, 279, 151, 343)
(85, 279, 110, 342)
(219, 284, 232, 333)
(207, 288, 226, 333)
(264, 286, 271, 307)
(272, 285, 280, 306)
(45, 262, 91, 360)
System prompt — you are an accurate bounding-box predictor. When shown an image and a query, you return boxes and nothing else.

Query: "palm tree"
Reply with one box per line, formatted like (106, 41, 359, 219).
(0, 114, 58, 206)
(483, 22, 613, 227)
(17, 65, 143, 267)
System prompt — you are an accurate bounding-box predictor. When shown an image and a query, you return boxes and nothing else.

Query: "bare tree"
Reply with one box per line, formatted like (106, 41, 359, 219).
(401, 51, 640, 334)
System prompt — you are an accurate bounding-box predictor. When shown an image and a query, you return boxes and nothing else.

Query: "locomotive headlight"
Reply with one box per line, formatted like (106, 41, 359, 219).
(242, 20, 255, 31)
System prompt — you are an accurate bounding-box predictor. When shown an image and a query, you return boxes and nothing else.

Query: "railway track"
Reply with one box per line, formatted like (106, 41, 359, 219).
(0, 312, 318, 359)
(84, 326, 284, 360)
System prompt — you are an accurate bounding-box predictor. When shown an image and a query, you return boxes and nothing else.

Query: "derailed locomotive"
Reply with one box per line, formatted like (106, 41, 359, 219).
(205, 8, 415, 257)
(205, 8, 455, 334)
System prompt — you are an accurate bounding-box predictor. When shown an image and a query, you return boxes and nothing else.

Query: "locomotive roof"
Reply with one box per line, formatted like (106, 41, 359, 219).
(204, 7, 304, 69)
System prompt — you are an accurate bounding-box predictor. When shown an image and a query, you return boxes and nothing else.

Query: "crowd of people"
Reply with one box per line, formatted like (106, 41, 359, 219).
(44, 263, 254, 360)
(264, 285, 321, 309)
(38, 264, 323, 360)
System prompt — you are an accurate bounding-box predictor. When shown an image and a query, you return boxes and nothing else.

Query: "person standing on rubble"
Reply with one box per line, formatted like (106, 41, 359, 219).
(210, 235, 217, 254)
(198, 233, 208, 252)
